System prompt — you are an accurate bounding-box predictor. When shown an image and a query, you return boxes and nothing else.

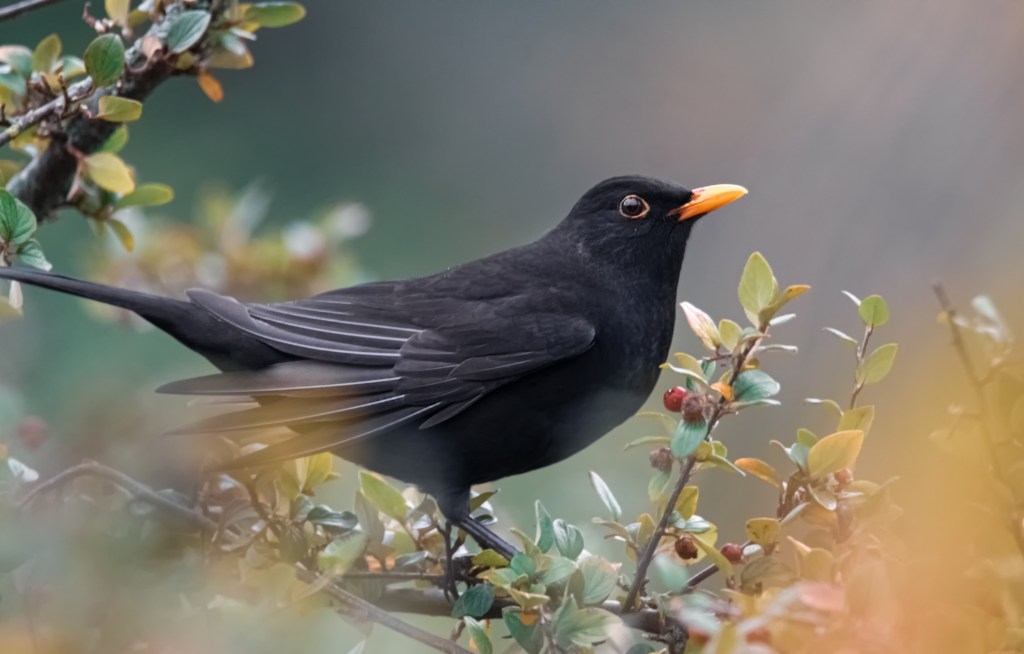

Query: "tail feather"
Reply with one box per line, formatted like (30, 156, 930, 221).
(0, 266, 288, 369)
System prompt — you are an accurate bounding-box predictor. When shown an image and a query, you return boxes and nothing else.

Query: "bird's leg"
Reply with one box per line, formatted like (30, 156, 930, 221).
(436, 487, 519, 562)
(442, 521, 459, 601)
(452, 516, 518, 561)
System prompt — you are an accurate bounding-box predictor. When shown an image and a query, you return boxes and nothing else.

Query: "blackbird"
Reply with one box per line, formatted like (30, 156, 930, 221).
(0, 176, 745, 558)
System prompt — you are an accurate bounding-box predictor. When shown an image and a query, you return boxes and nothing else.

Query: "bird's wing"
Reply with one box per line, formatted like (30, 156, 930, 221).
(160, 284, 595, 467)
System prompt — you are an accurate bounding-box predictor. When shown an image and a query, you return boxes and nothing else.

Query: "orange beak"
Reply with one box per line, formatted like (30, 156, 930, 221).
(670, 184, 748, 221)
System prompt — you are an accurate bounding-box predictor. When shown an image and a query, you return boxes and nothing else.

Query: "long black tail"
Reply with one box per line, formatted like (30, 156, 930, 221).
(0, 267, 287, 369)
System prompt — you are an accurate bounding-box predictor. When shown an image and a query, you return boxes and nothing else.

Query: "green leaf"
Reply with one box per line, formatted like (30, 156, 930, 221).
(0, 45, 33, 76)
(0, 191, 36, 246)
(60, 55, 86, 78)
(32, 34, 61, 73)
(115, 182, 174, 209)
(553, 598, 621, 649)
(317, 532, 367, 573)
(671, 418, 707, 458)
(451, 583, 495, 619)
(96, 96, 142, 122)
(534, 500, 555, 552)
(246, 2, 307, 27)
(101, 125, 129, 153)
(588, 471, 622, 521)
(552, 519, 584, 560)
(807, 430, 864, 478)
(858, 294, 890, 327)
(648, 469, 671, 502)
(84, 35, 125, 86)
(306, 507, 358, 531)
(796, 428, 818, 447)
(84, 152, 134, 194)
(167, 11, 212, 54)
(737, 252, 776, 323)
(504, 610, 544, 654)
(353, 490, 383, 543)
(578, 555, 618, 605)
(808, 484, 837, 510)
(733, 369, 780, 402)
(537, 554, 577, 585)
(462, 617, 492, 654)
(838, 405, 875, 435)
(734, 457, 780, 487)
(15, 239, 51, 270)
(357, 471, 407, 522)
(622, 435, 670, 451)
(681, 301, 720, 350)
(745, 517, 781, 547)
(855, 343, 897, 385)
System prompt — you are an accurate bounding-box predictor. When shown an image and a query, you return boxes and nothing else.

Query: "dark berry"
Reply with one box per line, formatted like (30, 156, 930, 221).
(674, 535, 699, 560)
(649, 447, 673, 473)
(720, 542, 744, 564)
(663, 386, 688, 412)
(681, 394, 707, 423)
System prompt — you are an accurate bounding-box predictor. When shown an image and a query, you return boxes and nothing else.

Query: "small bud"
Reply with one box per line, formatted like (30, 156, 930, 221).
(674, 535, 699, 560)
(663, 386, 688, 412)
(720, 542, 744, 564)
(834, 468, 854, 488)
(681, 394, 707, 424)
(649, 447, 673, 473)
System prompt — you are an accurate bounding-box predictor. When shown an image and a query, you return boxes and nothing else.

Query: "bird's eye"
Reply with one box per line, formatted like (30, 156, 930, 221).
(619, 195, 649, 219)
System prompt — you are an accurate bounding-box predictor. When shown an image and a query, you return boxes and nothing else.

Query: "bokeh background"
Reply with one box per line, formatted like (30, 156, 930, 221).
(2, 1, 1024, 651)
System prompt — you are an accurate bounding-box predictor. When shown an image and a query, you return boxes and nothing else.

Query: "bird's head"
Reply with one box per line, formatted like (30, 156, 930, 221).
(554, 175, 747, 270)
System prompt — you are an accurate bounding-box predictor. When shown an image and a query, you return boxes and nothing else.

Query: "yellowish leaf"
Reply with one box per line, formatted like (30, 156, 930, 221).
(807, 430, 864, 478)
(84, 152, 135, 194)
(734, 457, 780, 487)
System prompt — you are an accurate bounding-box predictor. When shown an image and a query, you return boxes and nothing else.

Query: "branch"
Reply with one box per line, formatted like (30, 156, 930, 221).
(932, 283, 1024, 557)
(0, 0, 66, 22)
(5, 7, 196, 219)
(623, 330, 765, 612)
(16, 460, 473, 654)
(0, 78, 94, 148)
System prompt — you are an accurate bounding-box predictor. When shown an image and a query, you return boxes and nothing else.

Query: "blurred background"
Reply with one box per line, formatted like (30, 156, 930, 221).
(2, 1, 1023, 651)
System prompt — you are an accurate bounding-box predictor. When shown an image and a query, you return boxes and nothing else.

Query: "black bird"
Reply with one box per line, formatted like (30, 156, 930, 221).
(0, 176, 745, 558)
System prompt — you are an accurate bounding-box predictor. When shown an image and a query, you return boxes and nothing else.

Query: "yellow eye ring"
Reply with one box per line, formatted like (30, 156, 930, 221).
(619, 195, 650, 219)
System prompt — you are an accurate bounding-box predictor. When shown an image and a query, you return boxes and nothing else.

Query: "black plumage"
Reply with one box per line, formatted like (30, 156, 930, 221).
(0, 176, 746, 557)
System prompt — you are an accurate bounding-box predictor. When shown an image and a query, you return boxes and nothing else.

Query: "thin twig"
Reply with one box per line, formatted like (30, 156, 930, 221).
(623, 331, 766, 611)
(18, 460, 477, 654)
(17, 459, 217, 530)
(933, 283, 1024, 557)
(296, 567, 474, 654)
(849, 324, 874, 409)
(0, 78, 94, 148)
(0, 0, 66, 21)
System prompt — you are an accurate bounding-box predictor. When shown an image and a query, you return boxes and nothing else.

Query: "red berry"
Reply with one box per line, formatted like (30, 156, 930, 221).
(649, 447, 673, 473)
(720, 542, 744, 564)
(834, 468, 854, 487)
(674, 535, 699, 560)
(663, 386, 688, 412)
(17, 416, 47, 451)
